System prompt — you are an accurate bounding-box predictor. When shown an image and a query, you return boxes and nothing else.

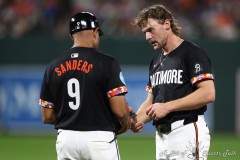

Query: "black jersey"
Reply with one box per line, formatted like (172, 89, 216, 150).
(39, 47, 128, 131)
(147, 41, 214, 125)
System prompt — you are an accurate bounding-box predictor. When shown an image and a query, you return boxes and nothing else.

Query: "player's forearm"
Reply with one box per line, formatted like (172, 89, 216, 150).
(42, 115, 56, 124)
(41, 108, 57, 125)
(136, 93, 154, 123)
(136, 101, 152, 123)
(136, 111, 151, 124)
(109, 95, 130, 119)
(167, 81, 215, 112)
(115, 110, 130, 134)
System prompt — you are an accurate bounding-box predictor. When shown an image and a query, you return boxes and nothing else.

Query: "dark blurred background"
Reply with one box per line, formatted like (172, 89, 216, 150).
(0, 0, 240, 40)
(0, 0, 240, 135)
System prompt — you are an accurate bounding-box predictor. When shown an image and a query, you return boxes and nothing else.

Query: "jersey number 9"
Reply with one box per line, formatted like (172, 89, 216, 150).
(67, 78, 80, 110)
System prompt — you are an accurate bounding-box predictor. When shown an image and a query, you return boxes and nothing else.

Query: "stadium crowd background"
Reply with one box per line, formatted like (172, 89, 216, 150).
(0, 0, 239, 40)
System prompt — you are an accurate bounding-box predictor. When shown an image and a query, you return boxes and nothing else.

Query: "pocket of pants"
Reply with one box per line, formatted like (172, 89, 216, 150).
(87, 140, 118, 160)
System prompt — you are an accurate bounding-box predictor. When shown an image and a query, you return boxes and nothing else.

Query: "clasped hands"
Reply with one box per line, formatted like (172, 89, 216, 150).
(117, 107, 143, 134)
(129, 103, 170, 133)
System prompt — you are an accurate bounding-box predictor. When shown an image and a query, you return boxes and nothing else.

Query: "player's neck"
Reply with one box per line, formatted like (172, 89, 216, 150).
(72, 41, 94, 48)
(71, 34, 95, 48)
(163, 36, 183, 55)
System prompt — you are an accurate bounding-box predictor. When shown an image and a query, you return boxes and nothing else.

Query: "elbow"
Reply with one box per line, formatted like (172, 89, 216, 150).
(42, 117, 55, 124)
(207, 89, 216, 104)
(41, 108, 56, 124)
(42, 117, 50, 124)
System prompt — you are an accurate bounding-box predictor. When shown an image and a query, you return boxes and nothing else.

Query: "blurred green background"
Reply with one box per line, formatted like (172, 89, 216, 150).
(0, 133, 239, 160)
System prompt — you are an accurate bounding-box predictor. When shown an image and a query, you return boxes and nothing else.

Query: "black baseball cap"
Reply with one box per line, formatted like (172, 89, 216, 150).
(69, 12, 104, 36)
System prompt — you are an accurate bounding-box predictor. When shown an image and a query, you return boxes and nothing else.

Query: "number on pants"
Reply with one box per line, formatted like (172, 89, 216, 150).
(67, 78, 80, 110)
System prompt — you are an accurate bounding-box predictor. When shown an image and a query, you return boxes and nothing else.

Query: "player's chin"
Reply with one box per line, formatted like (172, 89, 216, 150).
(152, 44, 160, 50)
(153, 46, 160, 50)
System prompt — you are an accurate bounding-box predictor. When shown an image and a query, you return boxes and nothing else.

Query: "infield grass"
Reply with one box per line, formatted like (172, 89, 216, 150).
(0, 132, 239, 160)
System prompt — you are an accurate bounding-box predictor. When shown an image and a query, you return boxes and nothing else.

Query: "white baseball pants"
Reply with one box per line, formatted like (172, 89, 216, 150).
(56, 130, 120, 160)
(155, 115, 210, 160)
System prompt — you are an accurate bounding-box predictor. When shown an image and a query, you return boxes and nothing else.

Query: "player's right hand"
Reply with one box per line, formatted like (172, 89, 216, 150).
(130, 116, 144, 133)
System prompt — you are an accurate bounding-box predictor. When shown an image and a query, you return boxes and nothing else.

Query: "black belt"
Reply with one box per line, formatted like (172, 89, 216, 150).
(155, 115, 198, 134)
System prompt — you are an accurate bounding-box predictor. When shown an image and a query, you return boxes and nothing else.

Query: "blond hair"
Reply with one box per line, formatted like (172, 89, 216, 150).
(134, 4, 181, 36)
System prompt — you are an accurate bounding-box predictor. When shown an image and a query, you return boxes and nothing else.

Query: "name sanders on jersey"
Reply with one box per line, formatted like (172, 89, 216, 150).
(150, 69, 183, 87)
(54, 60, 93, 76)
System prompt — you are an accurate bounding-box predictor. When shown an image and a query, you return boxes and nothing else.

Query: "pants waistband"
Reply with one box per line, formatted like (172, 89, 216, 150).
(155, 115, 201, 134)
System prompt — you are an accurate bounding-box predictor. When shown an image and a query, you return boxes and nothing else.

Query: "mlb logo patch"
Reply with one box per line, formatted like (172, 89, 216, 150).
(71, 53, 79, 58)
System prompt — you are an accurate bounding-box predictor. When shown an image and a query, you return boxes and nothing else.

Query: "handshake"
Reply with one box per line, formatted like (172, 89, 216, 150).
(115, 107, 144, 135)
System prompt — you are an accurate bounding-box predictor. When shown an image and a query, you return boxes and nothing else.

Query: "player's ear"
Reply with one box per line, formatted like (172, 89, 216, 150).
(164, 19, 171, 30)
(92, 29, 100, 48)
(94, 29, 98, 37)
(93, 29, 99, 39)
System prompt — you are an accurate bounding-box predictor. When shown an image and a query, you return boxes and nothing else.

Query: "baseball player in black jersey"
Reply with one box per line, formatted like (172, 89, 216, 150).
(130, 4, 215, 160)
(39, 12, 131, 160)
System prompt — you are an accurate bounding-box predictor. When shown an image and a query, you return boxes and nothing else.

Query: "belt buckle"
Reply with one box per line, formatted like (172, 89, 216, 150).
(156, 124, 171, 134)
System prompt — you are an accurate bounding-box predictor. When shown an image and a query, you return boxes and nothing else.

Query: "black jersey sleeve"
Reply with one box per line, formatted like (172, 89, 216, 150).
(146, 58, 155, 93)
(39, 66, 55, 109)
(146, 54, 160, 93)
(106, 59, 128, 98)
(186, 47, 214, 86)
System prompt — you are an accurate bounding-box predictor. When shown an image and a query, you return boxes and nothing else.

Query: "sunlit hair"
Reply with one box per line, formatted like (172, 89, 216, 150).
(134, 4, 181, 36)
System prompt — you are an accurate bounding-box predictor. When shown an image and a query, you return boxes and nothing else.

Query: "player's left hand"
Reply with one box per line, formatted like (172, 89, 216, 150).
(115, 106, 137, 135)
(146, 103, 170, 121)
(130, 118, 144, 133)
